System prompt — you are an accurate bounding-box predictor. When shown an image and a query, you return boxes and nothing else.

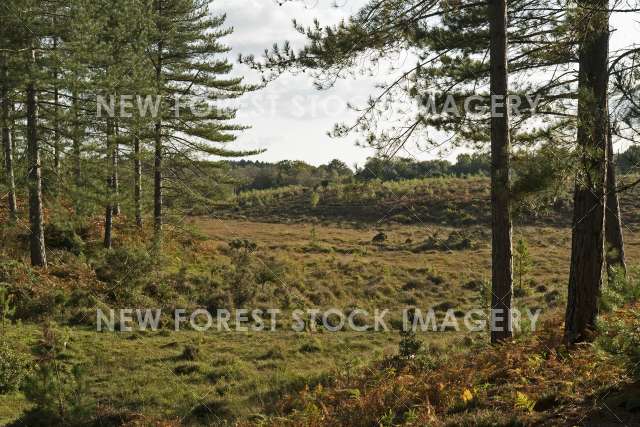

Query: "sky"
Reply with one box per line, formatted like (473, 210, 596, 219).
(213, 0, 640, 167)
(214, 0, 390, 167)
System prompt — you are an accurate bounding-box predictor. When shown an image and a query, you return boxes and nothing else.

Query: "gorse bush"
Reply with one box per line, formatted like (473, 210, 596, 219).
(0, 344, 31, 394)
(44, 222, 85, 256)
(95, 246, 153, 287)
(0, 258, 35, 284)
(600, 267, 640, 312)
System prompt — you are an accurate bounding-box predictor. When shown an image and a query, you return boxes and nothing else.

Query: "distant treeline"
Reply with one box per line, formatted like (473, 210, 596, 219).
(224, 145, 639, 193)
(225, 153, 491, 192)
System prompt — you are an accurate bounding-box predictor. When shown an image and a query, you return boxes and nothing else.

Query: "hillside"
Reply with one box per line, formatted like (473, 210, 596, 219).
(215, 176, 640, 227)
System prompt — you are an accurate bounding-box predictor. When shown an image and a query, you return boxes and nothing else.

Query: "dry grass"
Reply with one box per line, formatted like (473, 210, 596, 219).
(262, 306, 640, 427)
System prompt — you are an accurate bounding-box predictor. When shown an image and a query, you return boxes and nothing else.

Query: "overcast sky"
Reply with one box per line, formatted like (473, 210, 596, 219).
(213, 0, 639, 167)
(215, 0, 378, 168)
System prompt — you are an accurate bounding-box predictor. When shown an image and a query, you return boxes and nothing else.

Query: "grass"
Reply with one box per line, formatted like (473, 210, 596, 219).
(224, 175, 640, 228)
(4, 215, 636, 424)
(0, 175, 639, 425)
(262, 304, 640, 426)
(0, 322, 403, 424)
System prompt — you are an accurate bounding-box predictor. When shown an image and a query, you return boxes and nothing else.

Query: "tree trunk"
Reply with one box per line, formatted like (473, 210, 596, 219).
(489, 0, 513, 343)
(10, 103, 16, 155)
(72, 92, 82, 188)
(104, 121, 114, 249)
(1, 56, 17, 221)
(153, 119, 162, 241)
(53, 87, 61, 186)
(113, 123, 120, 216)
(153, 32, 164, 244)
(565, 0, 609, 345)
(134, 135, 143, 228)
(26, 49, 47, 268)
(53, 36, 61, 190)
(605, 124, 626, 276)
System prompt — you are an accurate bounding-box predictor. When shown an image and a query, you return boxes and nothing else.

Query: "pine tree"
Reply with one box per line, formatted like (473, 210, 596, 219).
(488, 0, 513, 343)
(88, 0, 154, 248)
(564, 0, 610, 344)
(26, 45, 47, 267)
(147, 0, 260, 245)
(0, 53, 17, 222)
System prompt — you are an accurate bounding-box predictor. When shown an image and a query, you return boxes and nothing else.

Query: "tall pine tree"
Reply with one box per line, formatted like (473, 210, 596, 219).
(148, 0, 259, 245)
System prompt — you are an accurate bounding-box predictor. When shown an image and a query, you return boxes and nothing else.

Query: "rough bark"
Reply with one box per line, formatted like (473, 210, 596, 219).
(565, 0, 609, 345)
(72, 92, 82, 187)
(134, 135, 143, 228)
(10, 103, 16, 155)
(489, 0, 513, 343)
(1, 57, 17, 221)
(26, 49, 47, 268)
(154, 119, 162, 241)
(153, 30, 164, 243)
(113, 123, 120, 216)
(104, 121, 115, 249)
(53, 85, 61, 186)
(53, 36, 61, 189)
(605, 124, 626, 276)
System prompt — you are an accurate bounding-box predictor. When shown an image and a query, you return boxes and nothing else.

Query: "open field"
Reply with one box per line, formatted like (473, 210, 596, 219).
(1, 176, 640, 425)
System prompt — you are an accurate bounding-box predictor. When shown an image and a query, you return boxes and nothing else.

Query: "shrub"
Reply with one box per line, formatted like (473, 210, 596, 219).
(14, 288, 67, 321)
(298, 339, 322, 353)
(0, 344, 31, 394)
(255, 346, 285, 360)
(0, 259, 34, 284)
(96, 247, 152, 284)
(310, 191, 320, 208)
(597, 314, 640, 377)
(20, 362, 91, 426)
(174, 363, 200, 375)
(44, 223, 84, 255)
(398, 329, 422, 359)
(19, 326, 92, 425)
(180, 344, 200, 361)
(514, 238, 532, 294)
(207, 361, 249, 383)
(600, 267, 640, 312)
(95, 247, 153, 292)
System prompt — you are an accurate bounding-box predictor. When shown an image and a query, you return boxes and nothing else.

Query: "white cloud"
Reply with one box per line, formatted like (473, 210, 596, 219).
(213, 0, 378, 165)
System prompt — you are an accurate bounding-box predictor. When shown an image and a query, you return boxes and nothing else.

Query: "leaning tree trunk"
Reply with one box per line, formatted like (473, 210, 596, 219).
(104, 120, 115, 249)
(134, 134, 143, 228)
(489, 0, 513, 343)
(26, 49, 47, 268)
(565, 0, 609, 345)
(1, 56, 17, 221)
(605, 124, 626, 276)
